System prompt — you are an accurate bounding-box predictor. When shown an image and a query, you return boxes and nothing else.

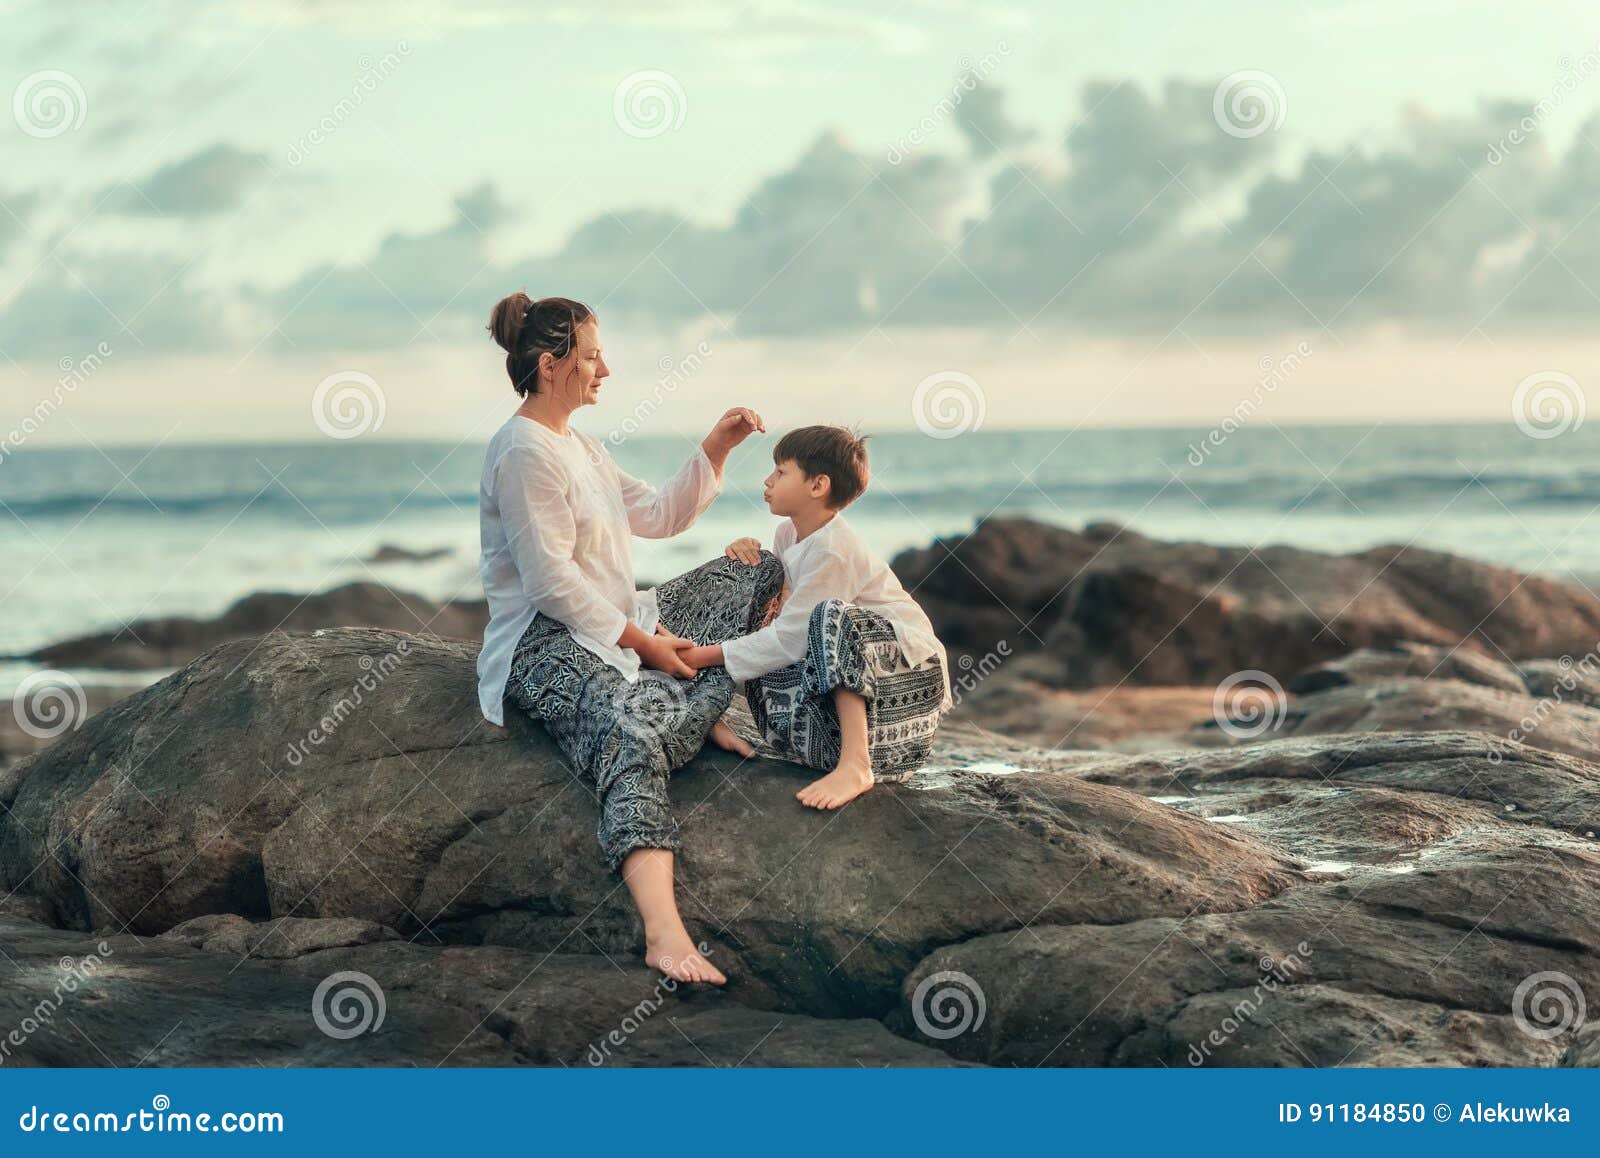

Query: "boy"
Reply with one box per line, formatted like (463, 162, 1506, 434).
(681, 426, 952, 809)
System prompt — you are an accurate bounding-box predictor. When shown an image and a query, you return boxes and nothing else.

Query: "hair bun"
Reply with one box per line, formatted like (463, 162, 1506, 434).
(488, 290, 534, 354)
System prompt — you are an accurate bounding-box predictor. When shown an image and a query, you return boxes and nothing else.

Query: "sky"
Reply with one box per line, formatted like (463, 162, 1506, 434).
(4, 0, 1600, 445)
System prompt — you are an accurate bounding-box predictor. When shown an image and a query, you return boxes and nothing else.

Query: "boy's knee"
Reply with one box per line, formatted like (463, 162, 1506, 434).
(808, 598, 852, 629)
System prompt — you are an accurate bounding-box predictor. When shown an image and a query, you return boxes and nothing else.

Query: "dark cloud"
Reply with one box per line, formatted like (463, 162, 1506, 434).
(106, 143, 270, 216)
(952, 81, 1032, 158)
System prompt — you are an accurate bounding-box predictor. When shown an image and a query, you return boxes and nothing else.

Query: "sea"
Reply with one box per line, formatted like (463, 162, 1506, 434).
(4, 421, 1598, 691)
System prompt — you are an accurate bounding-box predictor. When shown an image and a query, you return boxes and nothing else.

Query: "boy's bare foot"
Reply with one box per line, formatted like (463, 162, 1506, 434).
(708, 719, 755, 757)
(645, 927, 726, 985)
(797, 754, 874, 810)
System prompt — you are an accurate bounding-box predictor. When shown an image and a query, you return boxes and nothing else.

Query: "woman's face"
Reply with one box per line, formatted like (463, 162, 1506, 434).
(547, 318, 609, 408)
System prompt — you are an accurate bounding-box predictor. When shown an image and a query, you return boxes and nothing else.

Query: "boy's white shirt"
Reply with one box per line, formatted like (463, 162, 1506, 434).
(721, 513, 953, 710)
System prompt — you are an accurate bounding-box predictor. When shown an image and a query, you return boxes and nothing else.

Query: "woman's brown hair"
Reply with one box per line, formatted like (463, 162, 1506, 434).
(488, 293, 594, 396)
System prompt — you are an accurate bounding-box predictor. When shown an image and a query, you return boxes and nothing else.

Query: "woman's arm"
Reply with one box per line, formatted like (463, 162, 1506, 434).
(613, 407, 765, 538)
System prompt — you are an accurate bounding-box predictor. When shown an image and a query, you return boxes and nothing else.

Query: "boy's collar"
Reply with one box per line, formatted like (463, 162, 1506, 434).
(789, 509, 840, 544)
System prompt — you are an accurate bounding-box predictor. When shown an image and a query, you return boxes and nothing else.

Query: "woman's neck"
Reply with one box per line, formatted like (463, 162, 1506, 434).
(516, 391, 576, 436)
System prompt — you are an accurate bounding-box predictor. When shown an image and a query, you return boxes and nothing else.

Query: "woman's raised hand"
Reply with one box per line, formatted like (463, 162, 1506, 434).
(724, 537, 762, 566)
(702, 407, 765, 467)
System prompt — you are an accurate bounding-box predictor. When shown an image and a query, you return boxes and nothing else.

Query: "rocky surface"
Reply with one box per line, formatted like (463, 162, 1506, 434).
(894, 518, 1600, 688)
(6, 525, 1600, 1068)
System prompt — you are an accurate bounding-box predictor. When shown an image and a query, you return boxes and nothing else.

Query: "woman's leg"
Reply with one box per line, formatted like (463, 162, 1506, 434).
(622, 848, 724, 984)
(655, 552, 786, 645)
(506, 616, 723, 983)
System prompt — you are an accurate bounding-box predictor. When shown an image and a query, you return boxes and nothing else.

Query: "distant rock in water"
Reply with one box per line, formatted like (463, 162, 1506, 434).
(364, 543, 454, 564)
(894, 517, 1600, 689)
(26, 581, 489, 670)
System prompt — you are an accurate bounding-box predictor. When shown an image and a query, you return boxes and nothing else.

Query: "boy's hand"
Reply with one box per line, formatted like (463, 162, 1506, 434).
(724, 537, 762, 566)
(681, 644, 723, 670)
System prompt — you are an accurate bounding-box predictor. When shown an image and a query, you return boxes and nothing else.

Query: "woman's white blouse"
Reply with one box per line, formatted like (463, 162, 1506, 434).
(720, 514, 952, 710)
(476, 415, 721, 724)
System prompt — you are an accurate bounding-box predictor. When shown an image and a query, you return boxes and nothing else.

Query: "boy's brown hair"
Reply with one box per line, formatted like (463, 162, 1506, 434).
(774, 425, 870, 509)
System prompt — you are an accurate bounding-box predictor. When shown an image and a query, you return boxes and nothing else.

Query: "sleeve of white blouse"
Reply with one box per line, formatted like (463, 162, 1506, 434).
(495, 445, 629, 647)
(722, 549, 850, 682)
(614, 445, 722, 539)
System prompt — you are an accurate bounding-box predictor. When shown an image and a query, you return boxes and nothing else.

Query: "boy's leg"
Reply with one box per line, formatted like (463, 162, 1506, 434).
(796, 686, 874, 809)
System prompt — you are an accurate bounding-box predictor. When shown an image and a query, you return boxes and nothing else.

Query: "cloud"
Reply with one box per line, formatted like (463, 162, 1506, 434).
(952, 81, 1032, 158)
(103, 143, 271, 217)
(4, 75, 1599, 362)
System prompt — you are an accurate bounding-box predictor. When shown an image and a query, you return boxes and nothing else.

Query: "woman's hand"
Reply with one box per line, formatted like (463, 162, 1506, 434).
(619, 621, 696, 678)
(725, 537, 762, 566)
(637, 630, 696, 678)
(701, 407, 765, 469)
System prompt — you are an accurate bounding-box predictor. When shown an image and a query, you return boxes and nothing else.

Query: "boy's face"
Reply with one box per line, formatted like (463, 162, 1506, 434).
(762, 458, 829, 516)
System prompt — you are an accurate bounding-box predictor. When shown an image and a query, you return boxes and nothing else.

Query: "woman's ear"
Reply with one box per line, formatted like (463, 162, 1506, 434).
(537, 350, 554, 386)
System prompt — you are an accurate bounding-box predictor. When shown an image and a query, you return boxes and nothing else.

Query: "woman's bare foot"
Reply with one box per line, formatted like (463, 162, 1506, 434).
(797, 754, 874, 810)
(708, 718, 755, 757)
(645, 926, 726, 985)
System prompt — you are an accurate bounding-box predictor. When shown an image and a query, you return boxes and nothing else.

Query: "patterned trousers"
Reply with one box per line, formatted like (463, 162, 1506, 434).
(746, 599, 946, 781)
(506, 553, 785, 871)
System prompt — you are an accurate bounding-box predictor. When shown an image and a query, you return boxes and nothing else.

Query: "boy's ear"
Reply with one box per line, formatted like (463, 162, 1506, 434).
(809, 473, 832, 502)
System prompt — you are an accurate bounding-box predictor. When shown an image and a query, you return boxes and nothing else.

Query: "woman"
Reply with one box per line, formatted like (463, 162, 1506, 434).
(476, 292, 782, 985)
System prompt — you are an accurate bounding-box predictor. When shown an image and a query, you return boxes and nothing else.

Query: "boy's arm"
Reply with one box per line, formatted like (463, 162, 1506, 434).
(693, 551, 849, 680)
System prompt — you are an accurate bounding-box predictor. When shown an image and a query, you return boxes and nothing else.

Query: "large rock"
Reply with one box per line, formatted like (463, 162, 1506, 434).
(0, 629, 1302, 1024)
(890, 843, 1600, 1066)
(9, 628, 1597, 1067)
(892, 518, 1600, 689)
